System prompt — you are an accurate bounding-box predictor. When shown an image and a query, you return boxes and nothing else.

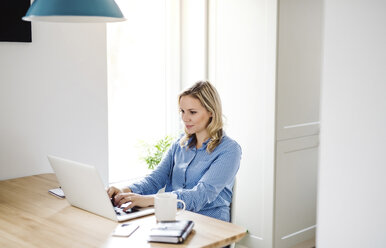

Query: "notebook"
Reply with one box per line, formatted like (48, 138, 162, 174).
(47, 155, 154, 222)
(148, 220, 194, 244)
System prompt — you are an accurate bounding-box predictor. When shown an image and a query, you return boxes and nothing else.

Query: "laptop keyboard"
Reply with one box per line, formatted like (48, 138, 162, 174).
(114, 205, 140, 216)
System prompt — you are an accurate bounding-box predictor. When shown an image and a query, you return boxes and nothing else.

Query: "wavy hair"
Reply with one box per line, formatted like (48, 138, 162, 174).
(179, 81, 223, 153)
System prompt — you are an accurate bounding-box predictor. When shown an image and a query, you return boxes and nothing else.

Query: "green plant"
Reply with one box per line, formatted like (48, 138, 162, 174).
(141, 136, 173, 170)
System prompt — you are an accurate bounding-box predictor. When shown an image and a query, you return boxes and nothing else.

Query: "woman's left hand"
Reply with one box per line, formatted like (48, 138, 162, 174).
(113, 192, 154, 211)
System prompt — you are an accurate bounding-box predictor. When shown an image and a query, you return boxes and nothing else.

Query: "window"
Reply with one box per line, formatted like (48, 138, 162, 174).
(107, 0, 207, 183)
(107, 0, 180, 182)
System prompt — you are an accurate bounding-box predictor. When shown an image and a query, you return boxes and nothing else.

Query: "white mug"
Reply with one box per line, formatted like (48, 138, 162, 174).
(154, 192, 186, 221)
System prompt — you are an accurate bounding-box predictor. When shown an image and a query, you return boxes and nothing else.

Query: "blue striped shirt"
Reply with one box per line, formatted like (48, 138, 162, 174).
(129, 134, 242, 222)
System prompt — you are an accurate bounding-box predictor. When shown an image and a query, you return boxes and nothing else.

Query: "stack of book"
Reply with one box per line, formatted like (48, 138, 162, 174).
(148, 220, 194, 244)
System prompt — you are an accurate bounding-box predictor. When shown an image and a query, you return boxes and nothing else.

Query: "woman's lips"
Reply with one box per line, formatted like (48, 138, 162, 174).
(185, 125, 193, 129)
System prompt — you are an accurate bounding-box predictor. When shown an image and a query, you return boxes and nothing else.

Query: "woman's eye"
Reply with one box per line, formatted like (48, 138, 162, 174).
(190, 111, 197, 114)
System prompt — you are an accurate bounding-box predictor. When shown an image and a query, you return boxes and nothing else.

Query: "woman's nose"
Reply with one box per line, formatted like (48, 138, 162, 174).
(182, 114, 190, 122)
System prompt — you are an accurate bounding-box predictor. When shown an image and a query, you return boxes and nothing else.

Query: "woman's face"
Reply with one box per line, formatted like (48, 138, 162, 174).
(179, 95, 212, 136)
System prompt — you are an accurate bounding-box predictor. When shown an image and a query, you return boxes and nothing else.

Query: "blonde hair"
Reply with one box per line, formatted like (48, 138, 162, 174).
(179, 81, 223, 153)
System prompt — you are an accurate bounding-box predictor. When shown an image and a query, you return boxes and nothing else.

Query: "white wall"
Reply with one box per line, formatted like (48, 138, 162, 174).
(208, 0, 277, 247)
(0, 22, 109, 183)
(318, 0, 386, 247)
(210, 1, 323, 247)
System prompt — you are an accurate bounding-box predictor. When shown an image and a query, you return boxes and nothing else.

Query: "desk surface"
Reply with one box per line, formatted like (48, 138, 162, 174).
(0, 174, 246, 248)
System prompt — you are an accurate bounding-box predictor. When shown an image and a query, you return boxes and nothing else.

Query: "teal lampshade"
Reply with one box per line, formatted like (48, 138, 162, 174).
(23, 0, 126, 23)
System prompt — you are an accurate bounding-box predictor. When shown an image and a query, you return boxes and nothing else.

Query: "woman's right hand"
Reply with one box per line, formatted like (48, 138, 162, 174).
(107, 186, 122, 199)
(107, 186, 133, 206)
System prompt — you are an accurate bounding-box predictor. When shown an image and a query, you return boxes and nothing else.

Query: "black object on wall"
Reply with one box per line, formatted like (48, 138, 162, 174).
(0, 0, 32, 42)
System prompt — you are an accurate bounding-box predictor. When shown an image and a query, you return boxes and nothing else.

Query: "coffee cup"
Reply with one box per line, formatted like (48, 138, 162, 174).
(154, 192, 186, 222)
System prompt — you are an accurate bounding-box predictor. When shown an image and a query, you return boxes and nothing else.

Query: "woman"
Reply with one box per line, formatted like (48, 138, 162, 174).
(108, 81, 241, 222)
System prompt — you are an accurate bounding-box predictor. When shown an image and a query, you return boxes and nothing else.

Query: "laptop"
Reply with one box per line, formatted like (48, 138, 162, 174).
(47, 155, 155, 222)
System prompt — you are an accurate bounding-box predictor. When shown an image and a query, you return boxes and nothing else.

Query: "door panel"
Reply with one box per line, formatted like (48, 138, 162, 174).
(275, 135, 318, 248)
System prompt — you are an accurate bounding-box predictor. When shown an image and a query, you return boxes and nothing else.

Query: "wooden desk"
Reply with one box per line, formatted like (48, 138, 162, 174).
(0, 174, 246, 248)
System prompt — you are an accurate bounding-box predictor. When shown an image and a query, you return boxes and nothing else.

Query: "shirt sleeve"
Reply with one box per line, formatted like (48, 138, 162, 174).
(172, 141, 242, 212)
(128, 142, 176, 195)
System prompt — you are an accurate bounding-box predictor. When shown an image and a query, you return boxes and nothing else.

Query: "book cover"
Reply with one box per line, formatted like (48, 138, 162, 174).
(148, 220, 194, 244)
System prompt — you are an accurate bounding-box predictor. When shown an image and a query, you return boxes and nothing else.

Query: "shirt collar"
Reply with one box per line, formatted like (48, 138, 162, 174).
(188, 136, 211, 151)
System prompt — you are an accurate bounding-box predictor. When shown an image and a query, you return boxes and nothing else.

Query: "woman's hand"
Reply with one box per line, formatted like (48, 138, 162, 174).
(113, 192, 154, 211)
(107, 186, 132, 198)
(107, 186, 122, 199)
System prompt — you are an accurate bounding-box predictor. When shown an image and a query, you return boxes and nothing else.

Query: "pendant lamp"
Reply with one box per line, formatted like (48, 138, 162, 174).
(23, 0, 126, 23)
